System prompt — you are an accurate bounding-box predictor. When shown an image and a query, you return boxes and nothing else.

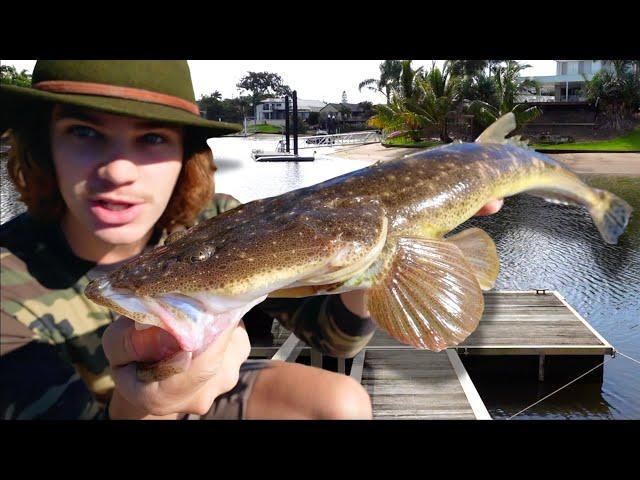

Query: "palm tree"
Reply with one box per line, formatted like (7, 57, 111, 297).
(583, 60, 640, 131)
(367, 95, 423, 141)
(407, 61, 462, 142)
(468, 60, 541, 130)
(359, 60, 403, 104)
(448, 60, 488, 79)
(368, 61, 463, 143)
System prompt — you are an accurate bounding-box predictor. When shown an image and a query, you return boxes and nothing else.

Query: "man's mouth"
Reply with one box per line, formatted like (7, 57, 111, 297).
(89, 199, 144, 225)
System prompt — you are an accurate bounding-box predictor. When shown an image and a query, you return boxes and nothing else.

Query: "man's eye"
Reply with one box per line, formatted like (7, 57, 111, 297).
(141, 133, 166, 145)
(69, 125, 99, 138)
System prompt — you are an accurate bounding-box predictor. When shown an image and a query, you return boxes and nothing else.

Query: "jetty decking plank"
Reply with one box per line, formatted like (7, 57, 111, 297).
(361, 349, 478, 420)
(250, 291, 612, 357)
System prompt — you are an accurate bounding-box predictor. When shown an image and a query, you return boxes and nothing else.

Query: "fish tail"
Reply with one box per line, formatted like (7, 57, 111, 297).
(587, 188, 633, 244)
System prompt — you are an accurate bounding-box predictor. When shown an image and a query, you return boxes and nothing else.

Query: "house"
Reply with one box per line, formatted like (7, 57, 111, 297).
(519, 60, 620, 102)
(319, 103, 374, 130)
(255, 98, 327, 126)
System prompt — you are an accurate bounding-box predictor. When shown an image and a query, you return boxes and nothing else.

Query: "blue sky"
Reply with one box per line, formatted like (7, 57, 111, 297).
(4, 60, 556, 105)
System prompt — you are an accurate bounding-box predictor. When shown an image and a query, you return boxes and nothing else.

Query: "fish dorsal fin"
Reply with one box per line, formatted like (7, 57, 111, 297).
(475, 113, 530, 148)
(366, 236, 483, 351)
(446, 228, 499, 290)
(475, 112, 516, 143)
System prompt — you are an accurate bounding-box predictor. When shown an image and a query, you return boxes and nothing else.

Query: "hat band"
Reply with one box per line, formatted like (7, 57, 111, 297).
(32, 80, 201, 115)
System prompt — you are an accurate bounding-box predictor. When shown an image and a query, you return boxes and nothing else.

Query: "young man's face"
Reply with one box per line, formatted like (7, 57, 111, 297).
(50, 105, 184, 246)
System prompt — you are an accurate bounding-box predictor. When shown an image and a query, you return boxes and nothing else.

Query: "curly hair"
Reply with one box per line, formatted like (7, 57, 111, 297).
(5, 104, 216, 232)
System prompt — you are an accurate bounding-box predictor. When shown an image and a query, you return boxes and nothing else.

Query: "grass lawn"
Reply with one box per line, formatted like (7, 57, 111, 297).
(247, 124, 283, 134)
(383, 137, 443, 148)
(533, 126, 640, 151)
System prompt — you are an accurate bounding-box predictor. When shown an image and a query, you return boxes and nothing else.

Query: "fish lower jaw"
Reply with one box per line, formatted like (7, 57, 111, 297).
(92, 280, 266, 352)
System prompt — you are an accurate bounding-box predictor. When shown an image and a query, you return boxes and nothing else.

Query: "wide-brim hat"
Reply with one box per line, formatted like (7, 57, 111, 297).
(0, 60, 242, 140)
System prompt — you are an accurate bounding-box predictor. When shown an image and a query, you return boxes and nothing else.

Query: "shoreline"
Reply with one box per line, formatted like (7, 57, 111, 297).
(324, 143, 640, 176)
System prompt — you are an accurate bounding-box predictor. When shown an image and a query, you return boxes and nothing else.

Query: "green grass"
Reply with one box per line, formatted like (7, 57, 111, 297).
(533, 126, 640, 151)
(383, 137, 443, 148)
(247, 124, 283, 134)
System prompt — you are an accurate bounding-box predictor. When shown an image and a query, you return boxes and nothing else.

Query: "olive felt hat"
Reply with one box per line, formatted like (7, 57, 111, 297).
(0, 60, 242, 137)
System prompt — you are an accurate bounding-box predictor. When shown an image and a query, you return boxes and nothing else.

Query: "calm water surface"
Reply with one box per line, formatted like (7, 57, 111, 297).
(210, 136, 640, 420)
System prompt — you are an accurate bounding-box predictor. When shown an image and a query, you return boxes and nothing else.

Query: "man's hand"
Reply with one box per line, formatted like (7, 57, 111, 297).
(339, 198, 504, 318)
(102, 317, 250, 419)
(474, 198, 504, 216)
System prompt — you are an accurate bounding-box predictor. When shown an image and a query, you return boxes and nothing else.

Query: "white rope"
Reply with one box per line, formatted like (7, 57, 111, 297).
(507, 355, 614, 420)
(616, 351, 640, 366)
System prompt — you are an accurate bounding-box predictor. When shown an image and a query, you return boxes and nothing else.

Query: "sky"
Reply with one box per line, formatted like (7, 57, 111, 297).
(3, 60, 556, 105)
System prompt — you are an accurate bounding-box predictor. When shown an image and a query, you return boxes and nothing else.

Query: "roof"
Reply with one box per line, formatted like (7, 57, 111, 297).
(259, 97, 327, 109)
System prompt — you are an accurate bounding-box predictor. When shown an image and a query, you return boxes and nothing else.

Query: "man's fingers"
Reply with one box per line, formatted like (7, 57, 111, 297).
(187, 323, 247, 383)
(475, 198, 504, 216)
(103, 316, 180, 368)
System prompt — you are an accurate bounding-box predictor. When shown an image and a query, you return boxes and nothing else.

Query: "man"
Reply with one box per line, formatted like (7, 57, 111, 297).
(0, 60, 502, 419)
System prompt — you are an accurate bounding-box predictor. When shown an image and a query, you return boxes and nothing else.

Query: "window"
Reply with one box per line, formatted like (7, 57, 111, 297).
(561, 62, 567, 75)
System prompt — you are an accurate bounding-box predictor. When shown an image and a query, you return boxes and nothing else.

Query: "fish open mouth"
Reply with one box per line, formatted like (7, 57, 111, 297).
(90, 279, 266, 354)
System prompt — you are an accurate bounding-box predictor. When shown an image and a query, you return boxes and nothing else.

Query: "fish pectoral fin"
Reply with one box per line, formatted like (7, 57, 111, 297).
(446, 227, 499, 291)
(366, 236, 484, 352)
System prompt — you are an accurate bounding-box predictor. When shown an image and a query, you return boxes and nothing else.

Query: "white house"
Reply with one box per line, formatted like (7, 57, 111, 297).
(255, 98, 327, 126)
(519, 60, 617, 102)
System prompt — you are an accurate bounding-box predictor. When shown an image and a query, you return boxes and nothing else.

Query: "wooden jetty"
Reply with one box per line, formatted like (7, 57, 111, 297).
(249, 290, 614, 419)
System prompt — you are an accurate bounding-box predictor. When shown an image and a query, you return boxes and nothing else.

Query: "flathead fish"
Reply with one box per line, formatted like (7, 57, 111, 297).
(85, 113, 633, 379)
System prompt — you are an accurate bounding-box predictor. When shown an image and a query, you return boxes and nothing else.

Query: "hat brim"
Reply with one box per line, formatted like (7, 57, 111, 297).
(0, 84, 242, 138)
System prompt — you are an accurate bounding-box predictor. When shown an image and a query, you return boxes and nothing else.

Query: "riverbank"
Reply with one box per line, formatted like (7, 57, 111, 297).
(325, 143, 640, 176)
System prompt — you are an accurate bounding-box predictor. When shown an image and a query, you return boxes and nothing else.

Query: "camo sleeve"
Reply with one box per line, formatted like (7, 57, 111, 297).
(1, 250, 107, 420)
(0, 310, 105, 420)
(257, 295, 376, 359)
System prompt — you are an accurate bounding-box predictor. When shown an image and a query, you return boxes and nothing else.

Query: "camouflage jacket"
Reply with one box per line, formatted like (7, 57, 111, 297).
(0, 193, 375, 419)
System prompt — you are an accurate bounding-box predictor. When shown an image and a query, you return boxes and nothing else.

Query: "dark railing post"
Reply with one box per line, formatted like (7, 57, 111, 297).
(284, 95, 290, 153)
(293, 90, 298, 156)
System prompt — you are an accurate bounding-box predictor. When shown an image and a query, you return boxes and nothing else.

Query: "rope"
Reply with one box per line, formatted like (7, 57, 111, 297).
(507, 355, 614, 420)
(507, 349, 640, 419)
(616, 351, 640, 366)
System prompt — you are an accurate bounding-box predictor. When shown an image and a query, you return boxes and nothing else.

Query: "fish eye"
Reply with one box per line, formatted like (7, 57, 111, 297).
(180, 245, 215, 263)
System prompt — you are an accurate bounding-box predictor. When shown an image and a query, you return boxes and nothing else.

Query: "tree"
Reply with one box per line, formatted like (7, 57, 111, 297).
(468, 60, 541, 130)
(307, 111, 320, 126)
(367, 62, 461, 142)
(408, 61, 462, 142)
(196, 92, 250, 123)
(583, 60, 640, 131)
(448, 60, 488, 79)
(0, 65, 32, 87)
(359, 60, 403, 104)
(357, 101, 374, 118)
(236, 72, 292, 121)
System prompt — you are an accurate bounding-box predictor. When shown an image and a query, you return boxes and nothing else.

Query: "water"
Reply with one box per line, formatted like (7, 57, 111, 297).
(3, 135, 639, 419)
(208, 136, 372, 203)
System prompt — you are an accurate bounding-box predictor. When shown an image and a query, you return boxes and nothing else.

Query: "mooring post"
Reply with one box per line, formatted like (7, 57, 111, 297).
(292, 90, 298, 156)
(538, 354, 546, 382)
(284, 95, 290, 153)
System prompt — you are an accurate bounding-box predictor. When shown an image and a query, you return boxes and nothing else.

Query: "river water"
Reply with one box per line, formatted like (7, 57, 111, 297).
(2, 135, 638, 419)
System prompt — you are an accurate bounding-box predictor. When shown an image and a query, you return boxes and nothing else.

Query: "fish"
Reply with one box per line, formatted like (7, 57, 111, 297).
(85, 113, 633, 380)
